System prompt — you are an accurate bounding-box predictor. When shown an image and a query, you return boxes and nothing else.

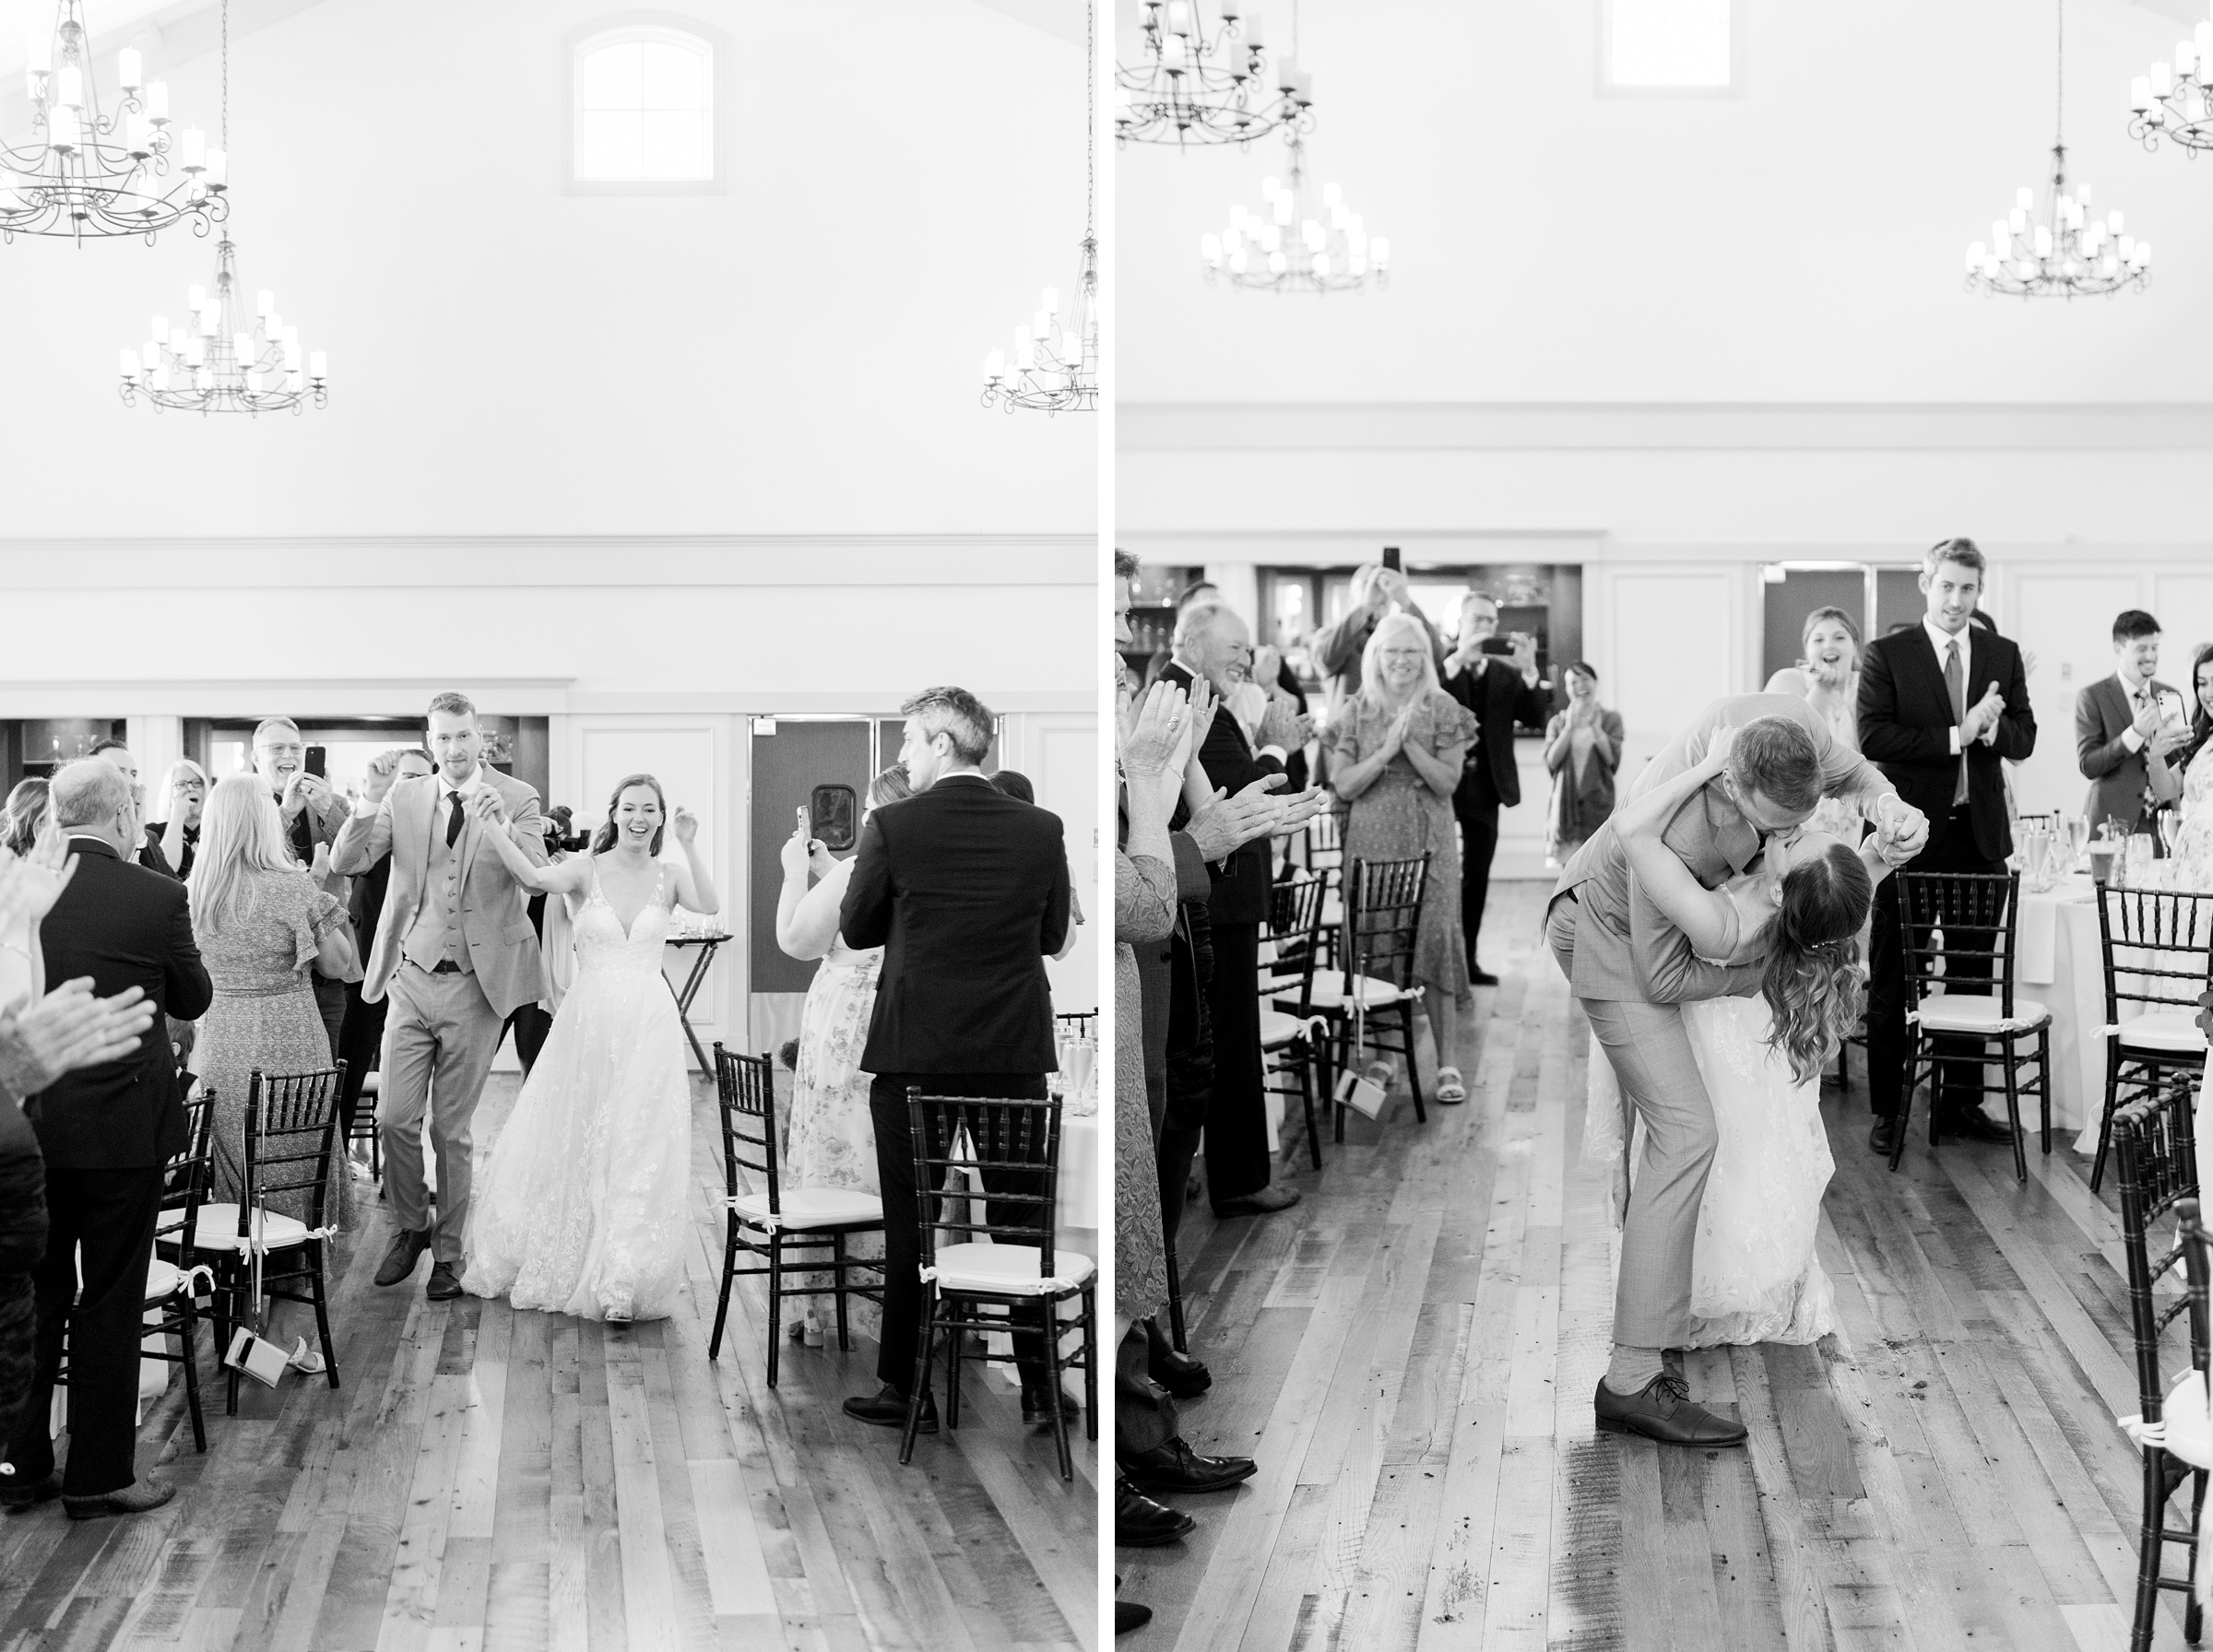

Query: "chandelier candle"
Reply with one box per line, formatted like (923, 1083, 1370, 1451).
(0, 0, 222, 242)
(1202, 136, 1388, 294)
(1115, 0, 1313, 148)
(2128, 6, 2213, 153)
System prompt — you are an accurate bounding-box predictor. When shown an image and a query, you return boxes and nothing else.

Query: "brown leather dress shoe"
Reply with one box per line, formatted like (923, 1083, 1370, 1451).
(64, 1478, 176, 1520)
(1593, 1374, 1747, 1446)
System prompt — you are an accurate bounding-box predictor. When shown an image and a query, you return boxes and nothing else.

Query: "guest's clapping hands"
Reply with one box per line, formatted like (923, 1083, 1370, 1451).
(1184, 674, 1220, 750)
(0, 978, 156, 1097)
(1184, 773, 1289, 861)
(0, 818, 77, 937)
(1961, 681, 2006, 745)
(1378, 704, 1417, 760)
(1122, 681, 1192, 814)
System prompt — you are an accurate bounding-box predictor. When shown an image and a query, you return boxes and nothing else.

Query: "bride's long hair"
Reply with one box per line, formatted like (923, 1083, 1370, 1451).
(590, 773, 668, 856)
(1763, 841, 1874, 1084)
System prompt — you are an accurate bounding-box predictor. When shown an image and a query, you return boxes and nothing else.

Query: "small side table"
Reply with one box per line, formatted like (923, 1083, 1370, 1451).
(663, 932, 733, 1072)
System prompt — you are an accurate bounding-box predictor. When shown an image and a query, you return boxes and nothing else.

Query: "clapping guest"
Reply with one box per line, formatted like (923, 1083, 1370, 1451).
(775, 763, 910, 1347)
(143, 760, 208, 880)
(1323, 612, 1481, 1105)
(2077, 608, 2187, 841)
(4, 760, 208, 1519)
(336, 748, 433, 1158)
(1543, 664, 1626, 865)
(188, 775, 360, 1257)
(250, 717, 350, 1059)
(4, 778, 50, 857)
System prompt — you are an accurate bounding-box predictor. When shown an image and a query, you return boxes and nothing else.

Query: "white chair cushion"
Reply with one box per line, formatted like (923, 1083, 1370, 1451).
(1911, 995, 2052, 1034)
(2108, 1009, 2210, 1055)
(1297, 974, 1414, 1010)
(146, 1257, 183, 1303)
(1260, 1009, 1317, 1049)
(188, 1203, 315, 1252)
(731, 1186, 883, 1231)
(927, 1241, 1095, 1297)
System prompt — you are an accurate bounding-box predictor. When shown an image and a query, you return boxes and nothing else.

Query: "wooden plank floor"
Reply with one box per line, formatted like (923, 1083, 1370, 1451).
(1, 1070, 1095, 1652)
(1119, 881, 2182, 1652)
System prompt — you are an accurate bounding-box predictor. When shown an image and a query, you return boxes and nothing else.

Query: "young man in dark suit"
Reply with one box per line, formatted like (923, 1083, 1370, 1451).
(3, 759, 211, 1519)
(2077, 608, 2187, 839)
(838, 686, 1073, 1433)
(1857, 537, 2037, 1158)
(1441, 592, 1552, 985)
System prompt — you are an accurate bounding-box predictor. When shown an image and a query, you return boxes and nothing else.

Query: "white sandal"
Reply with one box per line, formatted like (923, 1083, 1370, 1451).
(1435, 1068, 1469, 1105)
(287, 1336, 326, 1376)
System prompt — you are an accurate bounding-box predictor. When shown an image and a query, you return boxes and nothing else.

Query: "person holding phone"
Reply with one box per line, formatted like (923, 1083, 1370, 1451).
(2077, 608, 2188, 843)
(1443, 592, 1551, 985)
(250, 717, 352, 1057)
(774, 768, 912, 1346)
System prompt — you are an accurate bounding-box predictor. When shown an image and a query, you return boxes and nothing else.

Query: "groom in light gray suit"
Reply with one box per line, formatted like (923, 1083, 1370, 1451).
(1545, 692, 1925, 1445)
(331, 691, 547, 1300)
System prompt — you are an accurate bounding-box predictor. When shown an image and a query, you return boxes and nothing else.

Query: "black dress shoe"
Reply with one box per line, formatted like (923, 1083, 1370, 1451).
(1022, 1384, 1082, 1422)
(1116, 1477, 1197, 1547)
(844, 1383, 938, 1434)
(1120, 1436, 1259, 1494)
(1469, 966, 1500, 987)
(374, 1228, 432, 1288)
(425, 1261, 463, 1301)
(1116, 1599, 1155, 1634)
(0, 1469, 61, 1510)
(1867, 1117, 1900, 1157)
(1592, 1374, 1747, 1446)
(64, 1478, 176, 1520)
(1938, 1107, 2017, 1145)
(1148, 1346, 1213, 1398)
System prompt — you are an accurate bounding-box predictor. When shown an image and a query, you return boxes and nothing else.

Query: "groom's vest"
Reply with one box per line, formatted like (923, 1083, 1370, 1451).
(403, 789, 472, 974)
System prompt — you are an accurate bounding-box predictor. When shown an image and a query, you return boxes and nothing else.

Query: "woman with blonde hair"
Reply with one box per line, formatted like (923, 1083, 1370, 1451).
(1320, 609, 1482, 1104)
(1765, 606, 1864, 841)
(187, 773, 361, 1353)
(142, 759, 208, 879)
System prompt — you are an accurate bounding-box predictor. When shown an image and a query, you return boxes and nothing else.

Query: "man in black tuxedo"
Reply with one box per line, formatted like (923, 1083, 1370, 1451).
(3, 759, 210, 1519)
(1857, 538, 2037, 1158)
(837, 686, 1073, 1434)
(1161, 601, 1304, 1216)
(1441, 593, 1551, 985)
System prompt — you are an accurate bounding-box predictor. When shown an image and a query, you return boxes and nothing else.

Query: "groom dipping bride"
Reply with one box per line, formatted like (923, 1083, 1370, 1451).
(1544, 693, 1930, 1447)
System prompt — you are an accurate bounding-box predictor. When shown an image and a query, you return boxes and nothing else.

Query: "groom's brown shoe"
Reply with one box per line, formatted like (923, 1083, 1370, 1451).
(1593, 1374, 1747, 1446)
(374, 1228, 432, 1288)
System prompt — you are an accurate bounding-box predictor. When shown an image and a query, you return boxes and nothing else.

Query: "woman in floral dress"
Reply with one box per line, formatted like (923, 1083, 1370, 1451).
(774, 765, 911, 1344)
(1321, 612, 1481, 1105)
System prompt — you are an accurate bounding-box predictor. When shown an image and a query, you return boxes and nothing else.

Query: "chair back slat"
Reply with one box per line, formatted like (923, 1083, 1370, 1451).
(905, 1091, 1063, 1276)
(2095, 886, 2213, 1021)
(162, 1081, 216, 1271)
(712, 1044, 779, 1207)
(1897, 869, 2021, 1020)
(1343, 854, 1430, 993)
(242, 1068, 343, 1231)
(2115, 1083, 2207, 1422)
(1265, 871, 1328, 1013)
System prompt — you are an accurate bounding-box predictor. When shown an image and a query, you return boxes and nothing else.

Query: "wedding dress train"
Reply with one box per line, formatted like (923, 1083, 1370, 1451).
(462, 860, 692, 1322)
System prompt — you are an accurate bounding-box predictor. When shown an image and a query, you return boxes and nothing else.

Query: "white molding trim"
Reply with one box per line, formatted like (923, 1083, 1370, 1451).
(1119, 402, 2213, 452)
(0, 682, 1095, 718)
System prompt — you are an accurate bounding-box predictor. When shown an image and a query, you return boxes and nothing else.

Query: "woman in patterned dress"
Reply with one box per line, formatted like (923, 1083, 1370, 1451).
(1321, 611, 1482, 1105)
(775, 764, 911, 1345)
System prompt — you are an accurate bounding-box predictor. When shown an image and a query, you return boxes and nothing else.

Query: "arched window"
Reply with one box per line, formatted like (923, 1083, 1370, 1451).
(571, 22, 716, 187)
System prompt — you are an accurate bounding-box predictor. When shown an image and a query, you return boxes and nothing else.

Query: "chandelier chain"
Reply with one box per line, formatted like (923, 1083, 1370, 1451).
(221, 0, 229, 151)
(1086, 0, 1094, 236)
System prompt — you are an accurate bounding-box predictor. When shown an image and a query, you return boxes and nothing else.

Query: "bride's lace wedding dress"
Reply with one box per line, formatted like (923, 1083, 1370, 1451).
(1584, 869, 1837, 1347)
(462, 859, 692, 1322)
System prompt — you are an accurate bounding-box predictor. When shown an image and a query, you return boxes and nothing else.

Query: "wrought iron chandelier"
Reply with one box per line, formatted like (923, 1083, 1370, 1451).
(1201, 135, 1385, 293)
(0, 0, 224, 242)
(1115, 0, 1313, 149)
(980, 0, 1096, 414)
(118, 1, 325, 415)
(2128, 15, 2213, 155)
(1965, 0, 2147, 298)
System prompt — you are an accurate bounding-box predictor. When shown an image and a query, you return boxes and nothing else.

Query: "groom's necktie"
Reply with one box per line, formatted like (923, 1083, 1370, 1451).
(1945, 637, 1969, 807)
(445, 789, 466, 848)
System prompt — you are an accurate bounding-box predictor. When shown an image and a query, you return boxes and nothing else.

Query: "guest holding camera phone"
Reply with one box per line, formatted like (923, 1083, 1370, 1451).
(251, 718, 352, 1059)
(1442, 593, 1550, 986)
(1544, 663, 1626, 867)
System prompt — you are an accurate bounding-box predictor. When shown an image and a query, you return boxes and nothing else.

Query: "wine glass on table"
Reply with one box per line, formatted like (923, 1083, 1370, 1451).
(2067, 813, 2089, 872)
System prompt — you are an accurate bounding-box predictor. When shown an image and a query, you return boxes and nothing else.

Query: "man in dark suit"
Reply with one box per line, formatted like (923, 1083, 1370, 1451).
(837, 686, 1072, 1434)
(2077, 608, 2187, 839)
(1858, 537, 2038, 1158)
(3, 759, 211, 1519)
(1441, 592, 1552, 985)
(1161, 601, 1306, 1217)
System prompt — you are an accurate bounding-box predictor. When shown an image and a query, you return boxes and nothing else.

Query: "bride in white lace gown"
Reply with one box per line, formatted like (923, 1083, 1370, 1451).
(460, 773, 720, 1323)
(1586, 726, 1893, 1347)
